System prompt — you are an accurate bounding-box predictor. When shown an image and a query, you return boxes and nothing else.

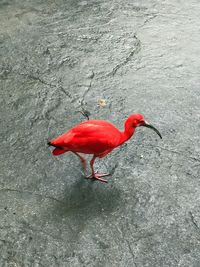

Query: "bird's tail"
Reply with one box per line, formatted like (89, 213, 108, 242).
(47, 141, 68, 156)
(47, 141, 54, 147)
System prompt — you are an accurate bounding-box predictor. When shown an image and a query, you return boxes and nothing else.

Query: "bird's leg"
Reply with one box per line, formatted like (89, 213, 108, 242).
(90, 155, 96, 177)
(87, 155, 110, 183)
(72, 152, 87, 172)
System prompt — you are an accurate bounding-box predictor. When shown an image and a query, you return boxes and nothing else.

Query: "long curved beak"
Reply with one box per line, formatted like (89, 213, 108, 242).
(141, 121, 162, 139)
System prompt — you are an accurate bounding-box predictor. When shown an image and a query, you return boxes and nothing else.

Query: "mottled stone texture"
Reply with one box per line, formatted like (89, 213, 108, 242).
(0, 0, 200, 266)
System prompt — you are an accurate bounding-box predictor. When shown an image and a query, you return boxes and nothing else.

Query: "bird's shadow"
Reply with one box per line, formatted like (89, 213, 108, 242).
(53, 176, 122, 223)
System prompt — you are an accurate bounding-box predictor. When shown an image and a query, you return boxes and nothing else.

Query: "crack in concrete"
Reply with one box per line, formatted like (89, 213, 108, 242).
(140, 14, 158, 28)
(158, 12, 194, 19)
(0, 188, 64, 205)
(12, 71, 73, 101)
(153, 145, 200, 163)
(17, 72, 53, 87)
(116, 226, 138, 266)
(0, 223, 65, 243)
(80, 80, 92, 106)
(22, 74, 74, 120)
(132, 232, 155, 243)
(189, 211, 200, 232)
(125, 239, 138, 267)
(116, 226, 155, 266)
(80, 71, 94, 107)
(106, 35, 141, 77)
(4, 70, 75, 122)
(59, 85, 73, 99)
(64, 20, 114, 32)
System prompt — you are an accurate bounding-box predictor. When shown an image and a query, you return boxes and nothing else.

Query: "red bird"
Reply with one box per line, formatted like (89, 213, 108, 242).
(48, 114, 162, 183)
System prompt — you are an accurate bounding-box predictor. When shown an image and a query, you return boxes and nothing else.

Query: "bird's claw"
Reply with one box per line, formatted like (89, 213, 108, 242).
(85, 173, 110, 183)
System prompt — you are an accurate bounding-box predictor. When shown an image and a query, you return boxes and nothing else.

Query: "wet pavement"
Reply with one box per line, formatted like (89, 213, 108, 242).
(0, 0, 200, 266)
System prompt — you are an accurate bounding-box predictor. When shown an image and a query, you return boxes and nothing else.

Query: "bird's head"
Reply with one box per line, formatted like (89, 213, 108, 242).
(127, 114, 162, 139)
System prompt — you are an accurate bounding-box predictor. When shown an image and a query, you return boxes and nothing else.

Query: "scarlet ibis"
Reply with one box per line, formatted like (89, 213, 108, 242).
(48, 114, 162, 183)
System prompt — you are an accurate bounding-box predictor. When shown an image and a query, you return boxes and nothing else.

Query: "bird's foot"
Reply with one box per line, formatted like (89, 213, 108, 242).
(86, 173, 110, 183)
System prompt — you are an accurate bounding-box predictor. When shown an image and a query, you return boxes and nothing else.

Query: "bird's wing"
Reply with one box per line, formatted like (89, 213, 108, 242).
(65, 120, 121, 154)
(51, 130, 75, 147)
(51, 120, 122, 154)
(72, 121, 120, 141)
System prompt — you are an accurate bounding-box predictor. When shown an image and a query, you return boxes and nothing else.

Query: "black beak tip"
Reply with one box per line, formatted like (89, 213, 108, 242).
(143, 122, 162, 140)
(155, 131, 162, 140)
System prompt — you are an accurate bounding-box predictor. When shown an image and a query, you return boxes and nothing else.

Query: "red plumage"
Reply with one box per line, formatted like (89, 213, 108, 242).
(48, 114, 162, 183)
(50, 120, 122, 157)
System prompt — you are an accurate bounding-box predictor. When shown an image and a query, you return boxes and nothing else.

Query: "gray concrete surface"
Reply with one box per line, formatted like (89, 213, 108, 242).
(1, 0, 200, 266)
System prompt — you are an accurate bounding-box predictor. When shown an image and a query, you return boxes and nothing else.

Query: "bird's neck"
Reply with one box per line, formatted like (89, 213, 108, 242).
(119, 119, 136, 145)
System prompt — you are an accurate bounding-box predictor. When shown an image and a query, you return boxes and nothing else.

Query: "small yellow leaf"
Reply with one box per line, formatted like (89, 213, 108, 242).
(98, 99, 106, 107)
